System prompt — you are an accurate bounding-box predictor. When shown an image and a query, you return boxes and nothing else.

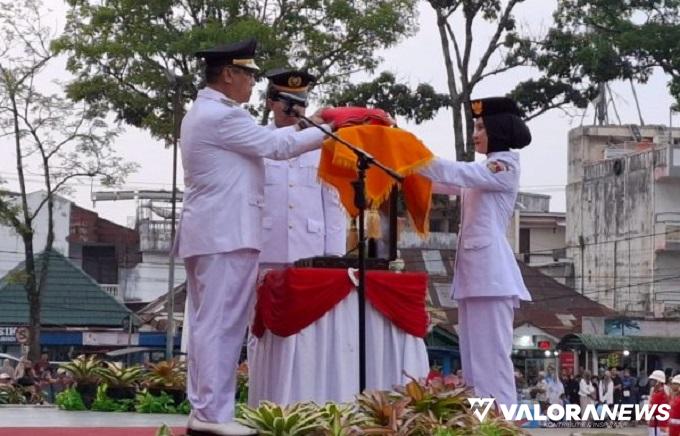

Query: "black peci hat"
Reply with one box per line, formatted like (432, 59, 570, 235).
(265, 68, 316, 104)
(195, 38, 260, 71)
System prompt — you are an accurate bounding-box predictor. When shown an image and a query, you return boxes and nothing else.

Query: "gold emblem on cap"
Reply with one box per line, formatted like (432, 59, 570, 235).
(471, 100, 483, 116)
(288, 76, 302, 88)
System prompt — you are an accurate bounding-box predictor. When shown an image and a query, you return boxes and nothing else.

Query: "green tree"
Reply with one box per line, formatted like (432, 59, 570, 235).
(325, 71, 451, 125)
(53, 0, 419, 143)
(426, 0, 536, 162)
(0, 0, 136, 360)
(512, 0, 680, 123)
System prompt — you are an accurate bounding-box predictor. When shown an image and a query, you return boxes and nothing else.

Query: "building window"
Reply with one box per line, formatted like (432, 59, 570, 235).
(82, 245, 118, 284)
(520, 228, 530, 263)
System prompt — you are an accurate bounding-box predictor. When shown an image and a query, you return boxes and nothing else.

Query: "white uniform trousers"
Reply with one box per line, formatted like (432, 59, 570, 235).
(185, 249, 259, 423)
(457, 296, 517, 408)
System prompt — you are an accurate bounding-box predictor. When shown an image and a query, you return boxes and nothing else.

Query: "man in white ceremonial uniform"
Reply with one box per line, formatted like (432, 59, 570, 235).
(418, 97, 532, 409)
(173, 38, 335, 436)
(260, 68, 346, 267)
(247, 69, 346, 407)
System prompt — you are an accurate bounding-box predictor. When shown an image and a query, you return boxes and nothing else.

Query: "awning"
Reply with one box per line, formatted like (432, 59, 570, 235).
(105, 346, 152, 357)
(558, 334, 680, 353)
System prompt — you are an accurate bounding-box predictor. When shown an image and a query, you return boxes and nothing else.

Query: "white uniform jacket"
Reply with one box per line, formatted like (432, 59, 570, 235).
(260, 128, 346, 263)
(420, 151, 531, 301)
(173, 88, 330, 259)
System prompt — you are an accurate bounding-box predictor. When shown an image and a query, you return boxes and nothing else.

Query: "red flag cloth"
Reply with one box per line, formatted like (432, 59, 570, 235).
(251, 268, 428, 338)
(320, 107, 394, 128)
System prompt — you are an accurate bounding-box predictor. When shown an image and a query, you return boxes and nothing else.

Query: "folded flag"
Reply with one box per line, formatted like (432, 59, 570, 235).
(318, 124, 434, 235)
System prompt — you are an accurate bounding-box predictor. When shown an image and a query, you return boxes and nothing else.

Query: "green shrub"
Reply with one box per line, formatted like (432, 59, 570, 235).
(55, 387, 86, 411)
(177, 399, 191, 415)
(91, 384, 134, 412)
(135, 390, 177, 414)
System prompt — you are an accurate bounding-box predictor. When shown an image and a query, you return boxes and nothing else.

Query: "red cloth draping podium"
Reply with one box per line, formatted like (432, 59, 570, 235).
(252, 268, 429, 338)
(248, 267, 431, 406)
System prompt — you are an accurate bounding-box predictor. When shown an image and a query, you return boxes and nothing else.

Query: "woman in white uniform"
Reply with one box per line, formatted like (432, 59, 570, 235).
(419, 96, 532, 408)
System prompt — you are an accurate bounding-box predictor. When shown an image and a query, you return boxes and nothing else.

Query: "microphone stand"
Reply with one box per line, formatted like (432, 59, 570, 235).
(284, 102, 403, 392)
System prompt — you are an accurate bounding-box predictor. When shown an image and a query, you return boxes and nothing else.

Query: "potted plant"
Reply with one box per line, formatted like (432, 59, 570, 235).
(236, 362, 248, 404)
(0, 384, 27, 405)
(95, 361, 144, 400)
(143, 358, 187, 405)
(237, 401, 322, 435)
(60, 355, 102, 408)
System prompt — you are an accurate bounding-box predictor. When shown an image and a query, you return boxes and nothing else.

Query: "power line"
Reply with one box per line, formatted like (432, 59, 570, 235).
(0, 172, 184, 189)
(530, 273, 680, 304)
(3, 246, 680, 278)
(513, 228, 680, 255)
(0, 223, 679, 273)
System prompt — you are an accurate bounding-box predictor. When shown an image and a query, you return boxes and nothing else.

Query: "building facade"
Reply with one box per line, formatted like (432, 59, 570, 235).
(566, 125, 680, 316)
(508, 192, 567, 267)
(0, 191, 185, 304)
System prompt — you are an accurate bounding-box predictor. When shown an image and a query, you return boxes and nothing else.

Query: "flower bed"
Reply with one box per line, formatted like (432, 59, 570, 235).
(50, 357, 526, 435)
(235, 375, 527, 436)
(49, 355, 191, 414)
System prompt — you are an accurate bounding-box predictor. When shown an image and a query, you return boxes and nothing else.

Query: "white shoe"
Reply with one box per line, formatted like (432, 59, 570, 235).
(187, 415, 257, 435)
(219, 422, 258, 435)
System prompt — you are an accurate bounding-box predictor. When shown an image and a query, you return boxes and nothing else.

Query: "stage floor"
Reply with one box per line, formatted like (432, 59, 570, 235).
(0, 406, 648, 436)
(0, 406, 187, 435)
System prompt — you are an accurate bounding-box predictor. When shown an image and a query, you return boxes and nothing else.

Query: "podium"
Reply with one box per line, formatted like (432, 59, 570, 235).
(248, 267, 430, 406)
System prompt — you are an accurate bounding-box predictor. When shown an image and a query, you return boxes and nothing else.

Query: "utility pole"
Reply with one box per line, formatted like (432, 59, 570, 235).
(595, 82, 608, 126)
(579, 235, 585, 295)
(671, 105, 678, 145)
(166, 72, 182, 360)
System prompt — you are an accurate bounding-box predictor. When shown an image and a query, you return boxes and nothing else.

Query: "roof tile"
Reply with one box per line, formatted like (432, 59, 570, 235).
(0, 250, 132, 327)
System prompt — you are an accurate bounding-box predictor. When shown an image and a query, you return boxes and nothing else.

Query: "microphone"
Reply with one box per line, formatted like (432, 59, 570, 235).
(277, 92, 307, 116)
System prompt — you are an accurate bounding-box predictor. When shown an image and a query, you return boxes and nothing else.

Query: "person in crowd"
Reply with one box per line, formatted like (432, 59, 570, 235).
(37, 363, 57, 404)
(648, 370, 670, 436)
(668, 375, 680, 436)
(622, 368, 638, 405)
(0, 373, 12, 386)
(579, 370, 597, 415)
(534, 371, 549, 412)
(640, 371, 651, 401)
(515, 369, 528, 401)
(34, 352, 50, 376)
(0, 359, 15, 380)
(546, 364, 565, 408)
(599, 370, 615, 407)
(612, 367, 624, 404)
(564, 371, 581, 405)
(14, 357, 36, 387)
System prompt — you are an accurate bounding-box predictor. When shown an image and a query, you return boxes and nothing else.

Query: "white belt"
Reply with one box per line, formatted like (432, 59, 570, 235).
(669, 418, 680, 425)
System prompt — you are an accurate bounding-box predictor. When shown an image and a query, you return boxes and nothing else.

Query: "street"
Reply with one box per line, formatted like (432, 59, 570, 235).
(528, 428, 646, 436)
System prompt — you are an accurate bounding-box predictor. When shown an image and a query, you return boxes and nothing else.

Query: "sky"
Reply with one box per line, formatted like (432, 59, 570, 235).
(1, 0, 679, 228)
